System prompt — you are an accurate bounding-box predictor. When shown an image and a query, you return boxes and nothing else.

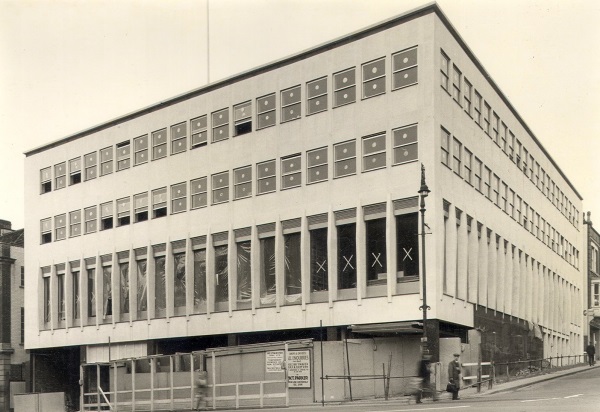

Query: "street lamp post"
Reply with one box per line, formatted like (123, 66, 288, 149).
(418, 164, 431, 354)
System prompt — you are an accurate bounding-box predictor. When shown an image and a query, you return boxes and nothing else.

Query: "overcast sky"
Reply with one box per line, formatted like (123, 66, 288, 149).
(1, 0, 599, 230)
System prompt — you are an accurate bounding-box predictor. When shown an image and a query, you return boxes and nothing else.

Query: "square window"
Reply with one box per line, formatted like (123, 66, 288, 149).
(234, 166, 252, 199)
(306, 77, 328, 115)
(152, 187, 168, 217)
(54, 214, 66, 241)
(69, 210, 82, 237)
(362, 133, 386, 172)
(100, 201, 114, 230)
(281, 154, 301, 189)
(393, 124, 418, 165)
(362, 57, 385, 99)
(84, 152, 97, 181)
(212, 171, 229, 204)
(190, 177, 208, 209)
(54, 162, 66, 190)
(40, 167, 52, 193)
(171, 122, 187, 154)
(257, 160, 276, 195)
(392, 47, 418, 89)
(281, 86, 301, 122)
(306, 147, 328, 184)
(116, 197, 130, 226)
(257, 93, 276, 129)
(334, 140, 356, 178)
(84, 206, 97, 234)
(212, 108, 229, 142)
(171, 182, 187, 213)
(152, 128, 168, 160)
(133, 135, 149, 165)
(134, 192, 149, 222)
(100, 147, 113, 176)
(191, 115, 208, 148)
(233, 101, 252, 136)
(116, 141, 131, 171)
(69, 157, 82, 185)
(333, 68, 356, 107)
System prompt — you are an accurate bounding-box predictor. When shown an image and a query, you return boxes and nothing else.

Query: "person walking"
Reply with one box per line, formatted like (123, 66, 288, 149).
(415, 353, 437, 403)
(447, 353, 461, 400)
(586, 343, 596, 366)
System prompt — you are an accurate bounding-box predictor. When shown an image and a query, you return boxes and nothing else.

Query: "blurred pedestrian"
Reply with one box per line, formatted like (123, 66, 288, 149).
(586, 343, 596, 366)
(415, 353, 437, 403)
(447, 353, 461, 400)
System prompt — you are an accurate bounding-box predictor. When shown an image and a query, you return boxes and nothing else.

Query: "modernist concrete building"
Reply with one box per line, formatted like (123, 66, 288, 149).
(0, 220, 28, 411)
(23, 3, 584, 406)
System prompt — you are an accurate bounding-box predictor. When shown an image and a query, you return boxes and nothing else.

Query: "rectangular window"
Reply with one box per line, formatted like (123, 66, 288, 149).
(516, 195, 522, 223)
(397, 213, 419, 278)
(592, 246, 599, 274)
(334, 140, 356, 178)
(214, 245, 228, 303)
(152, 187, 167, 218)
(84, 206, 97, 234)
(87, 268, 96, 318)
(20, 266, 24, 287)
(190, 177, 208, 209)
(234, 166, 252, 199)
(441, 128, 450, 167)
(366, 218, 387, 284)
(84, 152, 97, 181)
(152, 128, 167, 160)
(100, 147, 113, 176)
(155, 256, 166, 314)
(333, 68, 356, 107)
(233, 101, 252, 136)
(337, 223, 356, 289)
(306, 77, 327, 115)
(116, 141, 131, 171)
(492, 113, 499, 145)
(281, 154, 301, 189)
(463, 78, 472, 115)
(509, 189, 515, 218)
(452, 64, 461, 104)
(500, 122, 508, 153)
(190, 115, 208, 148)
(281, 85, 301, 122)
(393, 124, 418, 165)
(171, 122, 187, 154)
(54, 214, 66, 241)
(72, 270, 79, 320)
(100, 201, 113, 230)
(453, 138, 462, 177)
(257, 160, 276, 195)
(474, 157, 482, 192)
(509, 131, 515, 161)
(133, 192, 149, 222)
(20, 308, 24, 343)
(173, 252, 186, 308)
(515, 139, 522, 168)
(440, 50, 449, 91)
(392, 46, 418, 89)
(193, 249, 207, 310)
(362, 133, 386, 172)
(171, 182, 187, 213)
(43, 273, 50, 324)
(464, 148, 472, 184)
(54, 162, 66, 190)
(473, 91, 482, 126)
(69, 210, 82, 237)
(362, 57, 385, 99)
(57, 272, 65, 321)
(256, 93, 276, 129)
(493, 174, 500, 207)
(137, 259, 147, 313)
(212, 108, 229, 142)
(523, 147, 529, 175)
(593, 281, 600, 307)
(310, 228, 328, 292)
(523, 201, 529, 229)
(40, 167, 52, 193)
(102, 264, 112, 319)
(284, 233, 302, 298)
(119, 262, 129, 315)
(212, 171, 230, 204)
(501, 182, 508, 213)
(483, 103, 491, 135)
(69, 157, 82, 185)
(236, 241, 252, 303)
(116, 197, 131, 226)
(260, 236, 276, 302)
(306, 147, 328, 184)
(484, 167, 491, 199)
(133, 135, 149, 165)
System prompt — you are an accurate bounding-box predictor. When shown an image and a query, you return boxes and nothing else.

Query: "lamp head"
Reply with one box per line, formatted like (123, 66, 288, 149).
(418, 163, 430, 197)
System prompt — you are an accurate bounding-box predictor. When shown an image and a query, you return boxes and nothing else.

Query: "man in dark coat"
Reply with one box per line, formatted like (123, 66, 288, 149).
(586, 343, 596, 366)
(447, 353, 461, 400)
(415, 353, 437, 403)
